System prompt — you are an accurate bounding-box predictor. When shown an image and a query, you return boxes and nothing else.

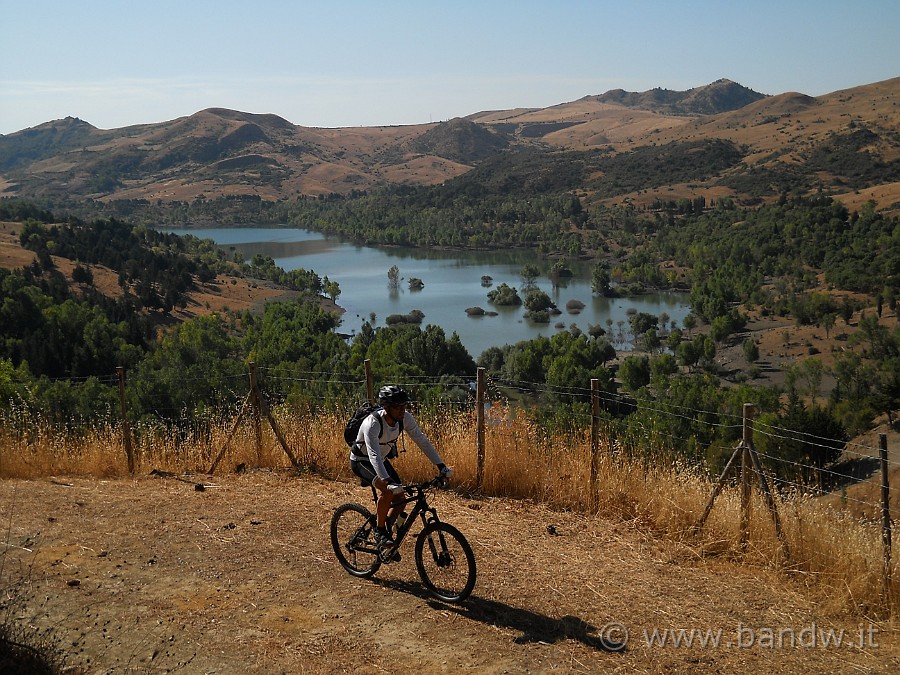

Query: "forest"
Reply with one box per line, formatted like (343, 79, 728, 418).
(0, 192, 897, 485)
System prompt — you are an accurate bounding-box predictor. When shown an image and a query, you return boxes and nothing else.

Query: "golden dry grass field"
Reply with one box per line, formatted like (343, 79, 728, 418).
(2, 410, 900, 673)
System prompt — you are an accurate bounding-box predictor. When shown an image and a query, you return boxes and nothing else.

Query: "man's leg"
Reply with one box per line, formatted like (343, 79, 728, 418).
(373, 477, 394, 528)
(351, 459, 394, 529)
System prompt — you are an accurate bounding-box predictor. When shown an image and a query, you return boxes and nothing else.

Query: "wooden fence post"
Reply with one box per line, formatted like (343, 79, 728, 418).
(116, 367, 135, 474)
(256, 384, 301, 471)
(208, 363, 299, 474)
(590, 378, 600, 509)
(739, 403, 755, 552)
(249, 362, 263, 464)
(207, 391, 253, 475)
(881, 433, 893, 609)
(364, 359, 374, 404)
(475, 367, 485, 489)
(746, 431, 790, 560)
(695, 402, 788, 559)
(695, 443, 742, 533)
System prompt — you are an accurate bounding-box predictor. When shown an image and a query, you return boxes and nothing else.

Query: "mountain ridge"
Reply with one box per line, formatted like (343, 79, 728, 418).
(1, 77, 898, 214)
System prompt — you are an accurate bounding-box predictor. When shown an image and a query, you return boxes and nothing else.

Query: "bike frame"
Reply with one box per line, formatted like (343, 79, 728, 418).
(366, 479, 444, 551)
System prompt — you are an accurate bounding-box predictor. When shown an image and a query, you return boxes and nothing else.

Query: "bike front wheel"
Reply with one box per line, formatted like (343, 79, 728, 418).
(331, 502, 382, 578)
(414, 522, 476, 603)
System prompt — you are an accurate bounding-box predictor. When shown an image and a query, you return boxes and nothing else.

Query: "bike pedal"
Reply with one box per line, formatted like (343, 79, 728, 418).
(379, 547, 401, 564)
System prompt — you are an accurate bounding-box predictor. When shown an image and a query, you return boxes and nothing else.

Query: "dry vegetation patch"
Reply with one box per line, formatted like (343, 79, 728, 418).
(0, 221, 36, 269)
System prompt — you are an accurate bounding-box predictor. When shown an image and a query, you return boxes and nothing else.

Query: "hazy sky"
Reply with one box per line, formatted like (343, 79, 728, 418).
(2, 0, 898, 135)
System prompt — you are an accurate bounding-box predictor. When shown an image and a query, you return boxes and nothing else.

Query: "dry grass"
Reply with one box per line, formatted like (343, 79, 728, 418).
(1, 404, 897, 620)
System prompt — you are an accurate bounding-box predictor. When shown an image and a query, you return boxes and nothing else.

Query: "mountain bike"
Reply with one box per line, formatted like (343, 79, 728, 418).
(330, 475, 476, 603)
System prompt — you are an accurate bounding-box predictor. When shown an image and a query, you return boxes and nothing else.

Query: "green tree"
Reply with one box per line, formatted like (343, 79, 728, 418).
(698, 334, 717, 369)
(323, 276, 341, 302)
(476, 346, 505, 373)
(387, 265, 400, 290)
(872, 356, 900, 428)
(628, 312, 658, 337)
(789, 358, 824, 401)
(619, 355, 651, 391)
(710, 315, 733, 344)
(0, 357, 33, 411)
(666, 327, 684, 352)
(523, 288, 554, 314)
(520, 264, 540, 288)
(742, 338, 759, 363)
(591, 263, 612, 296)
(501, 336, 552, 385)
(33, 375, 119, 425)
(838, 319, 900, 428)
(676, 334, 716, 372)
(72, 263, 94, 285)
(840, 298, 854, 324)
(683, 313, 697, 334)
(755, 394, 847, 483)
(650, 353, 678, 384)
(541, 332, 616, 402)
(641, 328, 661, 353)
(486, 283, 521, 306)
(392, 324, 476, 378)
(820, 313, 836, 339)
(676, 339, 701, 370)
(130, 314, 246, 418)
(353, 323, 475, 386)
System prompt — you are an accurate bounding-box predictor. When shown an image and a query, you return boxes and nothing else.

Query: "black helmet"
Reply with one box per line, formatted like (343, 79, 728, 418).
(377, 385, 411, 406)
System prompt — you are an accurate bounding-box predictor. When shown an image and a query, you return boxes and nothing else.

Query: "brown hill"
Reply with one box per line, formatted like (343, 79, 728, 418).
(590, 78, 768, 115)
(408, 117, 511, 164)
(605, 78, 900, 212)
(646, 80, 900, 162)
(1, 78, 898, 212)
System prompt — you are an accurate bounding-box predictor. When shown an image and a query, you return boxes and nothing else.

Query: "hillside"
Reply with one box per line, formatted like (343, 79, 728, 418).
(1, 78, 898, 214)
(3, 472, 897, 674)
(0, 218, 342, 327)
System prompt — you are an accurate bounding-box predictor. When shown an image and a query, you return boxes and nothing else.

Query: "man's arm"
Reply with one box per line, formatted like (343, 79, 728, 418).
(402, 411, 444, 466)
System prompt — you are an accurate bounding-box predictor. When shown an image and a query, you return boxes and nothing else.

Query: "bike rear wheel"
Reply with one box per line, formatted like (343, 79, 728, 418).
(331, 503, 382, 578)
(414, 522, 476, 603)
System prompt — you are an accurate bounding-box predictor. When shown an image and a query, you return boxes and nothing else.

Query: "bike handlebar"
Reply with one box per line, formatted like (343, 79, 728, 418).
(404, 475, 450, 494)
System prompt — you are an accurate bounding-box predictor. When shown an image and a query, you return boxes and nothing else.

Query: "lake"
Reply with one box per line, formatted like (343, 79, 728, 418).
(163, 227, 691, 358)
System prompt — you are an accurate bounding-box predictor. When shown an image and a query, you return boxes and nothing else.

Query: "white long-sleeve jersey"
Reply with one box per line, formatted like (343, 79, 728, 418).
(351, 409, 443, 483)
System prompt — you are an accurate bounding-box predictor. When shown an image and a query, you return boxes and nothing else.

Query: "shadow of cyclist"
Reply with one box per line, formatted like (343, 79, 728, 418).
(371, 578, 625, 652)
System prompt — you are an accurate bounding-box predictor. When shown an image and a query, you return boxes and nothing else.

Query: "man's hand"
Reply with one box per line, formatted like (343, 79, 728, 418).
(437, 464, 453, 479)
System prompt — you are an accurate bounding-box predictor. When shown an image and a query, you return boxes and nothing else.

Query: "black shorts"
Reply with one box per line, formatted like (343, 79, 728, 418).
(350, 457, 401, 487)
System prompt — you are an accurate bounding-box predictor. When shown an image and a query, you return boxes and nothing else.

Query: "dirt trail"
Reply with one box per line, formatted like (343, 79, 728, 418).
(2, 472, 897, 674)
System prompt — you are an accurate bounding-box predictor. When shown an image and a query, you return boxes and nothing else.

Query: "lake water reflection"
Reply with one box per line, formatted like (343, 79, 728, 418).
(164, 227, 691, 359)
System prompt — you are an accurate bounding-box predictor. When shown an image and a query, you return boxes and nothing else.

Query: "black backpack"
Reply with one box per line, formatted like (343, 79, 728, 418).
(344, 404, 404, 450)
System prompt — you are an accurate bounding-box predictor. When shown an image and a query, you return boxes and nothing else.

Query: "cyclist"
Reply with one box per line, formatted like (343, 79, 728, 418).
(349, 385, 452, 547)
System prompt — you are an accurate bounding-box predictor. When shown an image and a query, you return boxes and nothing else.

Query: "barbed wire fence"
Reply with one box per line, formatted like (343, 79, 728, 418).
(3, 358, 896, 607)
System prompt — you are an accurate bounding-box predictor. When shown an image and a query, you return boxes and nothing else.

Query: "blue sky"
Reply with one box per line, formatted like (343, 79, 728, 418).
(2, 0, 898, 135)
